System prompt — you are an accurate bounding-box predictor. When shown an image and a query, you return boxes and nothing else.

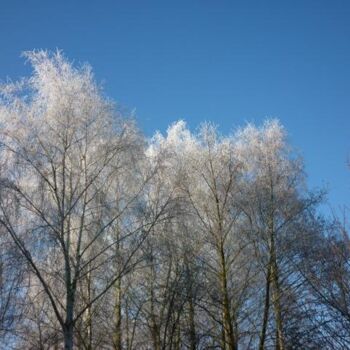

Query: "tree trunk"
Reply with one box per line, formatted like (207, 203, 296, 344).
(268, 180, 285, 350)
(269, 215, 284, 350)
(219, 242, 236, 350)
(150, 282, 161, 350)
(114, 276, 122, 350)
(114, 223, 123, 350)
(188, 296, 197, 350)
(125, 297, 130, 350)
(151, 320, 161, 350)
(86, 270, 93, 350)
(174, 320, 181, 350)
(64, 322, 74, 350)
(259, 256, 272, 350)
(185, 256, 197, 350)
(64, 284, 75, 350)
(271, 253, 284, 350)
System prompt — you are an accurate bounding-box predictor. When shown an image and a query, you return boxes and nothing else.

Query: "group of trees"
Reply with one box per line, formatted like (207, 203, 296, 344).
(0, 51, 349, 349)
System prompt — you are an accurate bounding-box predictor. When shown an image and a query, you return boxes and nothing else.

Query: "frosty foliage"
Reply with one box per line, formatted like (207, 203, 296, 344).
(0, 51, 345, 350)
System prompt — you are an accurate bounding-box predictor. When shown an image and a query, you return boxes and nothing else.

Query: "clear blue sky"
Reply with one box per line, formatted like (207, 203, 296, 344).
(1, 0, 349, 211)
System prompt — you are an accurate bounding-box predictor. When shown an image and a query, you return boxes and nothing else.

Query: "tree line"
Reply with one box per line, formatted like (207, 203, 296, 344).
(0, 51, 349, 350)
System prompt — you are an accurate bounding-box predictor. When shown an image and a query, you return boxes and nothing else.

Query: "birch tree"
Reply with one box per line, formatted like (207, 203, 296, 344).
(0, 50, 155, 350)
(236, 120, 323, 349)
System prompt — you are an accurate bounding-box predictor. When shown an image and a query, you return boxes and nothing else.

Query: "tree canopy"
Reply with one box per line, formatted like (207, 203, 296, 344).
(0, 51, 348, 350)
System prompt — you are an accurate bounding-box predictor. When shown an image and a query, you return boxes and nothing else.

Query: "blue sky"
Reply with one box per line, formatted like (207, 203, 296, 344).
(0, 1, 349, 211)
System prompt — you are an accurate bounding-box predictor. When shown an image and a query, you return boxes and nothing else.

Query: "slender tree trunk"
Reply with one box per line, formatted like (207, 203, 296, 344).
(175, 321, 181, 350)
(188, 295, 197, 350)
(221, 324, 226, 350)
(219, 242, 236, 350)
(259, 256, 272, 350)
(185, 256, 197, 350)
(150, 273, 161, 350)
(268, 180, 285, 350)
(125, 297, 130, 350)
(114, 223, 122, 350)
(86, 272, 93, 350)
(151, 318, 161, 350)
(38, 321, 44, 350)
(114, 276, 122, 350)
(63, 321, 74, 350)
(64, 282, 75, 350)
(271, 252, 284, 350)
(63, 200, 75, 350)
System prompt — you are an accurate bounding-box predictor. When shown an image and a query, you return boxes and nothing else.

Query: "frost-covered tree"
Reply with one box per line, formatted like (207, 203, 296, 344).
(148, 121, 253, 350)
(0, 50, 346, 350)
(0, 51, 156, 350)
(235, 120, 323, 349)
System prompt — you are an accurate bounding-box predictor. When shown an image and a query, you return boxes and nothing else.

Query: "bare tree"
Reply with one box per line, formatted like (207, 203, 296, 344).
(0, 51, 159, 350)
(0, 50, 346, 350)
